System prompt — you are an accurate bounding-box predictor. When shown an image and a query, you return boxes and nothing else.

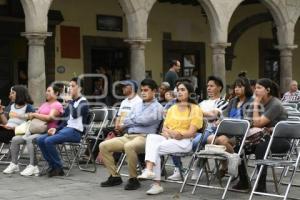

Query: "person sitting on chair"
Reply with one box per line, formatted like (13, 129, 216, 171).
(3, 84, 63, 176)
(37, 77, 89, 177)
(100, 79, 163, 190)
(137, 81, 203, 195)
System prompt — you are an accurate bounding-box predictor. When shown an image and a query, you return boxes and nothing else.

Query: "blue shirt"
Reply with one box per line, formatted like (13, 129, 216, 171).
(123, 99, 164, 134)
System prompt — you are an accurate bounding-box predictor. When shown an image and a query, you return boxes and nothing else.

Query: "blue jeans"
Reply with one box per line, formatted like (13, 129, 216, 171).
(172, 126, 217, 168)
(37, 127, 81, 169)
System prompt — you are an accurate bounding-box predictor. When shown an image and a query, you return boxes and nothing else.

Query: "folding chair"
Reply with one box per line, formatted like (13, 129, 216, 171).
(192, 119, 250, 199)
(0, 143, 11, 164)
(249, 121, 300, 200)
(106, 107, 118, 128)
(61, 110, 96, 176)
(87, 108, 109, 154)
(160, 119, 208, 192)
(282, 103, 298, 110)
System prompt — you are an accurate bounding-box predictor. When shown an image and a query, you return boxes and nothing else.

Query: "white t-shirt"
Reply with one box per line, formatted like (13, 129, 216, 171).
(199, 98, 228, 127)
(118, 95, 142, 125)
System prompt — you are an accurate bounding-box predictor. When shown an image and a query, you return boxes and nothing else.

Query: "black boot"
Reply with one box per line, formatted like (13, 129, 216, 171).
(232, 161, 250, 191)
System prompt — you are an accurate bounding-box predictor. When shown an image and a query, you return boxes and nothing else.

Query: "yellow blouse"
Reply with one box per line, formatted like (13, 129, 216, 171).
(164, 104, 203, 135)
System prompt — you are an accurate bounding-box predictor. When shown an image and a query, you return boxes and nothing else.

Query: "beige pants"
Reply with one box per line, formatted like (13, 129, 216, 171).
(99, 133, 146, 178)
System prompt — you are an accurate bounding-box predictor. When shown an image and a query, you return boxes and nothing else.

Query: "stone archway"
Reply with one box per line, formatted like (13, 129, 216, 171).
(226, 12, 273, 70)
(118, 0, 157, 83)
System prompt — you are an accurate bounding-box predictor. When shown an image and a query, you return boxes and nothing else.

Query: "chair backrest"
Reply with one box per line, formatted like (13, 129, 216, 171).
(282, 103, 298, 109)
(215, 118, 250, 138)
(287, 116, 300, 121)
(106, 107, 118, 126)
(82, 110, 96, 137)
(272, 121, 300, 139)
(288, 111, 300, 117)
(91, 108, 108, 123)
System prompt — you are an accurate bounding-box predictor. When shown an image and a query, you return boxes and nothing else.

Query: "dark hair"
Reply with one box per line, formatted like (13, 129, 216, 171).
(141, 79, 158, 90)
(176, 81, 197, 104)
(207, 75, 224, 92)
(169, 59, 179, 68)
(12, 85, 33, 105)
(175, 77, 192, 85)
(48, 84, 61, 96)
(256, 78, 280, 98)
(238, 71, 247, 78)
(249, 79, 256, 87)
(233, 77, 253, 98)
(70, 77, 83, 87)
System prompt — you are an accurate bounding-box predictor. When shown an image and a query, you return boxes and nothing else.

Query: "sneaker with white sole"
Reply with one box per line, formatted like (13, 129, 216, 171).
(167, 167, 182, 181)
(137, 169, 155, 180)
(20, 165, 40, 176)
(146, 184, 164, 195)
(191, 167, 201, 180)
(3, 162, 19, 174)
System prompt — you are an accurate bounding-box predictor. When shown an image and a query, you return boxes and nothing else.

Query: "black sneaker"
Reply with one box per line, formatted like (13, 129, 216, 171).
(124, 178, 141, 190)
(48, 168, 65, 177)
(101, 175, 123, 187)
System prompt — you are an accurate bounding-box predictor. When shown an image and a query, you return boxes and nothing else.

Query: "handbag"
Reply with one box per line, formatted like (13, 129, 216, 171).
(244, 127, 271, 152)
(15, 121, 30, 136)
(29, 118, 48, 134)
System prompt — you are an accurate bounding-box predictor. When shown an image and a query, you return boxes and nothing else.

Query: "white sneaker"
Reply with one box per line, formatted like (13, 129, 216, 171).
(146, 184, 164, 195)
(167, 167, 182, 181)
(3, 162, 19, 174)
(191, 167, 201, 180)
(20, 165, 39, 176)
(137, 169, 156, 180)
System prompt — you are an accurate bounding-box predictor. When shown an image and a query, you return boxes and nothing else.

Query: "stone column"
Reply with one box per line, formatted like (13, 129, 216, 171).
(125, 38, 151, 83)
(275, 45, 297, 93)
(211, 43, 231, 88)
(21, 32, 52, 107)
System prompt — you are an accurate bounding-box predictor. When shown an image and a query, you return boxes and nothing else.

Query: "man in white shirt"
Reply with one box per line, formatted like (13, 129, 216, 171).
(115, 80, 142, 134)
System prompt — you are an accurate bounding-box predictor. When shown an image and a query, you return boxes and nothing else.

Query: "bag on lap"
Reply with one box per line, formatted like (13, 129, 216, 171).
(29, 118, 47, 134)
(14, 121, 30, 136)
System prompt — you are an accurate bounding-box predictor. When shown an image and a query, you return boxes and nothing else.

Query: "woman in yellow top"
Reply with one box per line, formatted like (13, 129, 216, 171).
(138, 81, 203, 195)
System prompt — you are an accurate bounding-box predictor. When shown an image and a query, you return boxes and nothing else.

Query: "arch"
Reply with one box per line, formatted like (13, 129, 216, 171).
(261, 0, 300, 45)
(226, 12, 273, 70)
(198, 0, 244, 43)
(21, 0, 53, 32)
(118, 0, 157, 39)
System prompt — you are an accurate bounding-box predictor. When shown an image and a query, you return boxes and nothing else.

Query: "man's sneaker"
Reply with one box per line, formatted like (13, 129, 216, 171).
(167, 167, 182, 181)
(191, 166, 201, 180)
(20, 165, 39, 176)
(146, 184, 164, 195)
(124, 178, 140, 190)
(3, 163, 19, 174)
(48, 168, 65, 177)
(137, 169, 155, 180)
(101, 175, 123, 187)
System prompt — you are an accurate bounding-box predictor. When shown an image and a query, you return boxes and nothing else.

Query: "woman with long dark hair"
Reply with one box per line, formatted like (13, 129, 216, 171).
(233, 78, 289, 192)
(0, 85, 34, 143)
(206, 77, 253, 178)
(3, 84, 63, 176)
(137, 81, 203, 195)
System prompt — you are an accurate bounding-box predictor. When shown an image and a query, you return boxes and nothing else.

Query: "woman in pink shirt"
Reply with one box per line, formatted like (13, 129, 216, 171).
(3, 84, 63, 176)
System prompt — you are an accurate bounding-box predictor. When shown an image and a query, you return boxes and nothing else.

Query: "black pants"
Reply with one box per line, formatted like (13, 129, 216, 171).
(239, 137, 290, 185)
(0, 127, 15, 143)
